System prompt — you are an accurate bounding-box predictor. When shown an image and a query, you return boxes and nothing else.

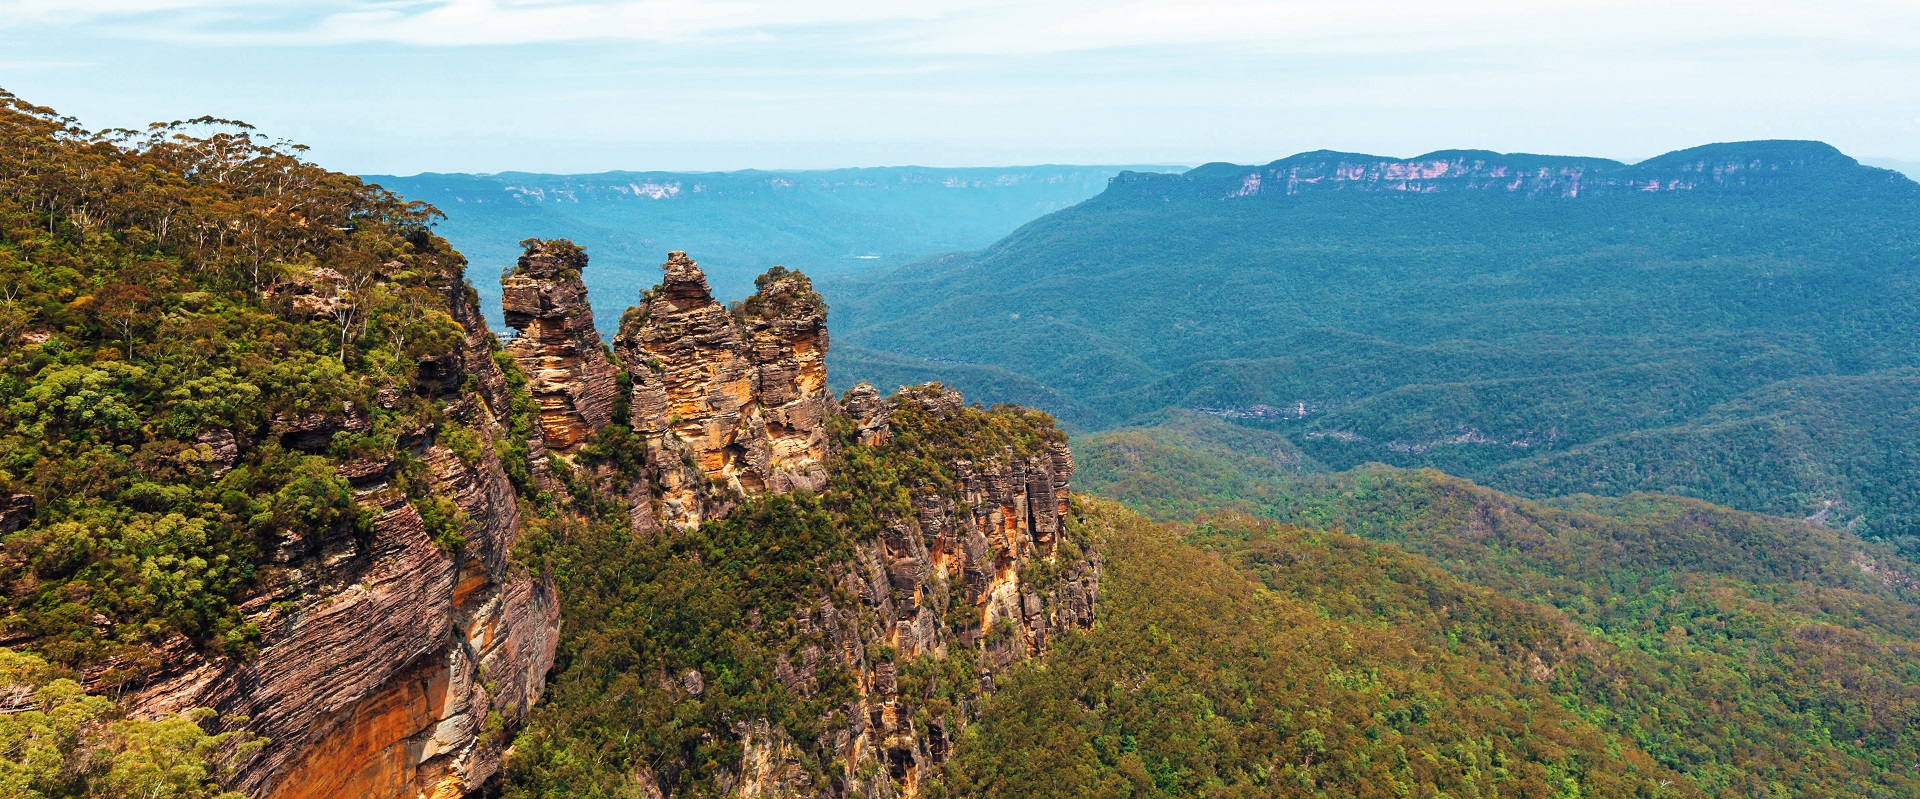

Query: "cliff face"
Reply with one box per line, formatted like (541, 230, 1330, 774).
(492, 246, 1099, 798)
(813, 385, 1098, 798)
(594, 383, 1099, 799)
(123, 277, 560, 799)
(120, 241, 1094, 799)
(613, 252, 831, 531)
(501, 240, 620, 453)
(1115, 140, 1894, 200)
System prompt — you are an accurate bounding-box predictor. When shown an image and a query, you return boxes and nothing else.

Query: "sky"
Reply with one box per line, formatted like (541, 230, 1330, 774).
(2, 1, 1917, 176)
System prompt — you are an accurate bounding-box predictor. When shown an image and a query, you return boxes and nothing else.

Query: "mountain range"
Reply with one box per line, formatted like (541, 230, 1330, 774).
(365, 165, 1178, 332)
(824, 141, 1920, 555)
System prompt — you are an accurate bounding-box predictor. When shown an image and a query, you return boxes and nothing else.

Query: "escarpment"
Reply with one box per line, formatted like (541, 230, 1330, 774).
(491, 245, 1100, 798)
(0, 94, 1096, 799)
(18, 219, 1095, 799)
(1115, 140, 1897, 200)
(111, 261, 561, 799)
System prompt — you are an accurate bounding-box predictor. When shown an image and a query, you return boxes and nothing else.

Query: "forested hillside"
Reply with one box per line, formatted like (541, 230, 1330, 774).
(0, 87, 500, 796)
(825, 143, 1920, 553)
(1051, 457, 1920, 797)
(936, 498, 1690, 799)
(369, 165, 1174, 332)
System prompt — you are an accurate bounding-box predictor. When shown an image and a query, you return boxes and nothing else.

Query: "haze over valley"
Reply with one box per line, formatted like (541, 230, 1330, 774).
(367, 165, 1178, 328)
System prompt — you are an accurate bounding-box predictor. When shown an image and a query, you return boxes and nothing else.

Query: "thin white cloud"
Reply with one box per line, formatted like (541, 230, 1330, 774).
(901, 0, 1920, 57)
(17, 0, 1915, 55)
(0, 0, 275, 24)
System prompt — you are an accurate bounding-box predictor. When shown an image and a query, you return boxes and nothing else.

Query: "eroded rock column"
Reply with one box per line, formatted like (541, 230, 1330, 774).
(502, 240, 619, 453)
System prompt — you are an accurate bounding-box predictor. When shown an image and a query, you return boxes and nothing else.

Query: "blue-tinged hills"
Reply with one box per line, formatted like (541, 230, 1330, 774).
(1109, 140, 1904, 202)
(822, 140, 1920, 553)
(364, 164, 1181, 333)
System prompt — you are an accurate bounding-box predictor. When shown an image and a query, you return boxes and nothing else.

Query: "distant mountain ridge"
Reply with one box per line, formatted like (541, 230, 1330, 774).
(401, 165, 1145, 202)
(1123, 140, 1904, 200)
(366, 164, 1181, 334)
(823, 139, 1920, 554)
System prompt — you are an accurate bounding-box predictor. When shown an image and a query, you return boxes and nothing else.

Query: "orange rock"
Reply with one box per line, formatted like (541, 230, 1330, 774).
(615, 253, 832, 530)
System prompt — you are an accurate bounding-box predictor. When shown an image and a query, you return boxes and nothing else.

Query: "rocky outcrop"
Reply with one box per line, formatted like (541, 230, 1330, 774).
(756, 385, 1098, 799)
(0, 492, 32, 535)
(502, 240, 620, 452)
(840, 383, 890, 447)
(121, 240, 1093, 799)
(614, 253, 832, 530)
(122, 277, 560, 799)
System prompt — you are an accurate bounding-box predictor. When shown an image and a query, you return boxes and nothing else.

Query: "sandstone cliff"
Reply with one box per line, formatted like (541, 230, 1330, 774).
(490, 246, 1099, 798)
(113, 241, 1097, 799)
(808, 384, 1098, 798)
(121, 268, 561, 799)
(566, 381, 1099, 799)
(1116, 140, 1881, 200)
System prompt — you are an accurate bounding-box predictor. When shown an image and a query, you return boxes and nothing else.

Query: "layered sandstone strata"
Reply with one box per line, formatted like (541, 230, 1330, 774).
(124, 278, 560, 799)
(614, 253, 832, 530)
(727, 384, 1099, 798)
(501, 240, 620, 452)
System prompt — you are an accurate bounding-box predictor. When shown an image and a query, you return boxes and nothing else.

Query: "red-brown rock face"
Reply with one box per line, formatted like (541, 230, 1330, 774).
(614, 253, 832, 530)
(122, 279, 559, 799)
(501, 240, 620, 453)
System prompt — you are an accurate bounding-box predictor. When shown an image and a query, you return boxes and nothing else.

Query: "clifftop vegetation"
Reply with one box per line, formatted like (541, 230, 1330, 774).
(0, 88, 472, 674)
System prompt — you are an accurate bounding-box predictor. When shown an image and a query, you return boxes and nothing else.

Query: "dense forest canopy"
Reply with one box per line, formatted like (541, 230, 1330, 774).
(0, 87, 468, 673)
(0, 87, 484, 797)
(1024, 466, 1920, 797)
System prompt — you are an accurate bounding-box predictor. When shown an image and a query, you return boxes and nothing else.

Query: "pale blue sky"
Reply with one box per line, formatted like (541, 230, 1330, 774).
(3, 1, 1917, 175)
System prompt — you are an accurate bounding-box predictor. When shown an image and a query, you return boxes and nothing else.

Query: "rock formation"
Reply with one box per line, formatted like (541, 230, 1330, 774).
(501, 239, 620, 453)
(122, 274, 560, 799)
(495, 248, 1099, 797)
(497, 246, 1097, 797)
(807, 384, 1097, 797)
(613, 252, 831, 530)
(114, 241, 1094, 799)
